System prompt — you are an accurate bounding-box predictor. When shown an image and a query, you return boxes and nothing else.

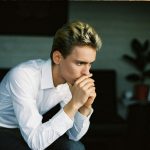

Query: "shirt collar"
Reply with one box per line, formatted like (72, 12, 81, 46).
(41, 59, 55, 89)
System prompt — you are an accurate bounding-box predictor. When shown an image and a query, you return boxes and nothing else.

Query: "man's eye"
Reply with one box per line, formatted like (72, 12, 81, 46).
(77, 62, 82, 66)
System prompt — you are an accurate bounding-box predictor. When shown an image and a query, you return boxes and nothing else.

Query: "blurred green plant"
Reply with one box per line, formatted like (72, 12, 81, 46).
(122, 38, 150, 84)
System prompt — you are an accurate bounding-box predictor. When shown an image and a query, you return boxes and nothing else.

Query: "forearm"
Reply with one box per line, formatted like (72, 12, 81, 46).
(63, 100, 92, 119)
(63, 99, 79, 120)
(27, 109, 73, 150)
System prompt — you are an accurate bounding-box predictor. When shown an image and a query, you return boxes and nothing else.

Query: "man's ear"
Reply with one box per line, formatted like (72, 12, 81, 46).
(52, 51, 62, 65)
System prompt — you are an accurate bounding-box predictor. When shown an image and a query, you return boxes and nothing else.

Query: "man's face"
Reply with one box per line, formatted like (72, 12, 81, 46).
(59, 45, 96, 85)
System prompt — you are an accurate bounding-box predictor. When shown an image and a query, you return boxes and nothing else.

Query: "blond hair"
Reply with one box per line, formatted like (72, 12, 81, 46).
(50, 20, 102, 62)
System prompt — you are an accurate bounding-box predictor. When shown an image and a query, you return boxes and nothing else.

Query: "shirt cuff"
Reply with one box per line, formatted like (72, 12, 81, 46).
(74, 108, 93, 126)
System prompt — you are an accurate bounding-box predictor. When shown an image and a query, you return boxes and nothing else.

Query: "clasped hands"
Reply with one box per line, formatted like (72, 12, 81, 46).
(68, 74, 96, 116)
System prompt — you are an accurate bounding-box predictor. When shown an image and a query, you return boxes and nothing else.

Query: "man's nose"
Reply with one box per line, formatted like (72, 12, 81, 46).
(82, 66, 90, 76)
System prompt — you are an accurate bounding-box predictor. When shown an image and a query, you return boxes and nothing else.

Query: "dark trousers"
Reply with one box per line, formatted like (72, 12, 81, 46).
(0, 127, 85, 150)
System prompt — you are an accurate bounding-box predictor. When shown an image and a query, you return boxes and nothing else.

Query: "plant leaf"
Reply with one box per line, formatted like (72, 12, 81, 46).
(122, 55, 145, 71)
(122, 54, 135, 64)
(126, 74, 141, 82)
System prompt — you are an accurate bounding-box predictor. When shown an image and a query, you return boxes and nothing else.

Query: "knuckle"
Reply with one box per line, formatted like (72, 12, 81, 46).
(78, 83, 83, 88)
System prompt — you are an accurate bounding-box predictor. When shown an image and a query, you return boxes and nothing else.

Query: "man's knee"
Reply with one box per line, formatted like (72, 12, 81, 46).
(48, 135, 86, 150)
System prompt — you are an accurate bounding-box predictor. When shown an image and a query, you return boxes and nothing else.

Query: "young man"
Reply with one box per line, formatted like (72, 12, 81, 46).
(0, 21, 102, 150)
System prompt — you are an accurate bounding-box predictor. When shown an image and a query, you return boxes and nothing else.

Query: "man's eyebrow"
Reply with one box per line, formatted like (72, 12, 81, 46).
(75, 60, 94, 64)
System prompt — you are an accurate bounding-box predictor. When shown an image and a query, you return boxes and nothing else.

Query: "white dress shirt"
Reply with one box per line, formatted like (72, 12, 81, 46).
(0, 59, 92, 150)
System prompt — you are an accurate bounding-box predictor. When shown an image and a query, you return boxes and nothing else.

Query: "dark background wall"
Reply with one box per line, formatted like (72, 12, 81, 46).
(0, 1, 68, 36)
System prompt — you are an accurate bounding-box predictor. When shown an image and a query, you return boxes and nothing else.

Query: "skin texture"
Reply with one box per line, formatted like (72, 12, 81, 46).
(52, 45, 96, 119)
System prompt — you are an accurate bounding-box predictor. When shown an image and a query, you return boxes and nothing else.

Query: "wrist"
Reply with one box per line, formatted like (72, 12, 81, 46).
(63, 99, 79, 119)
(79, 105, 92, 116)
